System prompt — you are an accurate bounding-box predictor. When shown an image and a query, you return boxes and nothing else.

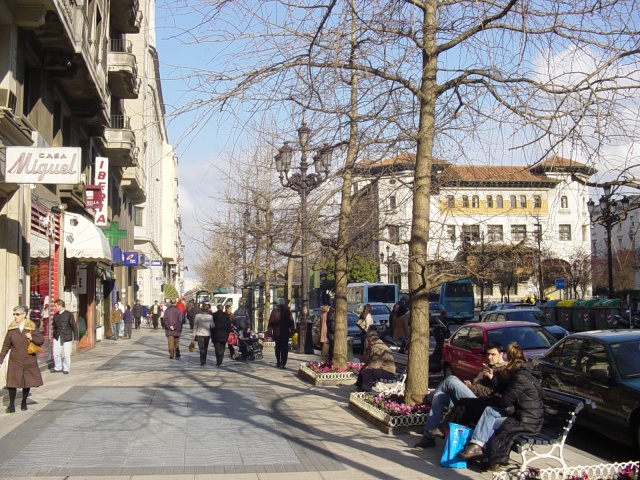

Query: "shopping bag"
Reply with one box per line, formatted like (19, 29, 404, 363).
(440, 422, 473, 469)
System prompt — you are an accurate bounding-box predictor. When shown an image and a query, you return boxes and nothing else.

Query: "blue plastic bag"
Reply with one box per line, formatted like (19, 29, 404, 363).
(440, 422, 473, 469)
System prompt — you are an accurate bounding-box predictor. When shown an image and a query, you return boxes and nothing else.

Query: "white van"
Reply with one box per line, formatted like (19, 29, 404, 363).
(212, 293, 242, 313)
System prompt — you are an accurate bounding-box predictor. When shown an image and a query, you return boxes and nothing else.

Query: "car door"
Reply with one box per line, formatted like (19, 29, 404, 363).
(444, 327, 470, 378)
(537, 337, 583, 394)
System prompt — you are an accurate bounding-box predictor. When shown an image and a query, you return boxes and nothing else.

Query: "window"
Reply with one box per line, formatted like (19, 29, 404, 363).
(447, 225, 456, 243)
(462, 195, 469, 208)
(446, 195, 455, 208)
(533, 195, 541, 208)
(533, 224, 542, 240)
(496, 195, 504, 208)
(388, 225, 400, 244)
(451, 327, 470, 349)
(561, 196, 568, 209)
(389, 196, 396, 209)
(486, 195, 493, 208)
(510, 195, 517, 208)
(559, 225, 571, 242)
(389, 262, 402, 290)
(134, 207, 143, 227)
(487, 225, 503, 242)
(462, 224, 481, 243)
(472, 195, 479, 208)
(511, 224, 527, 241)
(520, 195, 527, 208)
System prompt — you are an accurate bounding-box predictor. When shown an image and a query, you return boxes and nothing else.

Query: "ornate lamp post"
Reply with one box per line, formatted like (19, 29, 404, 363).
(274, 123, 331, 354)
(587, 185, 630, 299)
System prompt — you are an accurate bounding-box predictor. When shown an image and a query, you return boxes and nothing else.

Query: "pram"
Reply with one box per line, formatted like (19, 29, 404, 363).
(231, 326, 263, 361)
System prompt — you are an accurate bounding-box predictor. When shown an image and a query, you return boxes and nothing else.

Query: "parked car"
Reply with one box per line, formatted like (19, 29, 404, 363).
(441, 321, 557, 381)
(429, 302, 447, 322)
(481, 308, 568, 340)
(532, 331, 640, 451)
(479, 302, 541, 320)
(311, 311, 363, 352)
(351, 303, 391, 335)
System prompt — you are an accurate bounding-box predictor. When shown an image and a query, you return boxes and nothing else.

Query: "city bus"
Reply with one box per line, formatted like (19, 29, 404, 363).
(347, 282, 398, 309)
(439, 280, 475, 324)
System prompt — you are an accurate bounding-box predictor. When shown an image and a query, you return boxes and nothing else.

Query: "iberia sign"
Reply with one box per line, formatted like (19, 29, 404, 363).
(4, 147, 81, 184)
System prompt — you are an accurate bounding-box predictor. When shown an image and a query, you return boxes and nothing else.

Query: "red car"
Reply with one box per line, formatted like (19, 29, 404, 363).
(441, 321, 557, 381)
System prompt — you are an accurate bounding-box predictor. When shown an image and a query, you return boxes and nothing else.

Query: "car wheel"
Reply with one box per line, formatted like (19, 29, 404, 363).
(443, 364, 454, 378)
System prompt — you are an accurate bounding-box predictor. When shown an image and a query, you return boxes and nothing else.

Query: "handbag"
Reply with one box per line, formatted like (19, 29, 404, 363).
(188, 341, 195, 352)
(227, 332, 238, 346)
(27, 341, 42, 355)
(357, 317, 367, 331)
(440, 422, 473, 469)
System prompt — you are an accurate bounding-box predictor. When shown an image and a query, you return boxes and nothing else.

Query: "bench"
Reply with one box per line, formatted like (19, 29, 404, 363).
(511, 389, 594, 470)
(372, 352, 408, 394)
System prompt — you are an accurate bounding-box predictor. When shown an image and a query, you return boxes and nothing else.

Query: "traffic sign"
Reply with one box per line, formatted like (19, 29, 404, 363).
(555, 278, 566, 290)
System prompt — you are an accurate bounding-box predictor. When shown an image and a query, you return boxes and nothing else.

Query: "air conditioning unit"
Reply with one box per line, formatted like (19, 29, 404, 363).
(0, 88, 17, 115)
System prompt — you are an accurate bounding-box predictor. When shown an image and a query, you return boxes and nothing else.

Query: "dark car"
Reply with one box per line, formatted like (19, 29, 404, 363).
(429, 302, 447, 322)
(481, 308, 568, 341)
(441, 321, 556, 381)
(532, 330, 640, 451)
(311, 311, 363, 352)
(479, 302, 541, 320)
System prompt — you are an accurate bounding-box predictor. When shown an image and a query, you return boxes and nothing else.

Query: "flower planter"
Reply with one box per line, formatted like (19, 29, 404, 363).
(348, 391, 428, 435)
(297, 362, 360, 386)
(492, 461, 638, 480)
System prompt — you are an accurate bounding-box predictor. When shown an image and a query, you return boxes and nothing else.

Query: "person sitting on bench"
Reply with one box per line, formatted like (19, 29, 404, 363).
(356, 331, 396, 392)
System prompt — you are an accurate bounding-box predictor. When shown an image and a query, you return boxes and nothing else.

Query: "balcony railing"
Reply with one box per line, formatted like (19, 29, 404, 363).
(111, 115, 131, 129)
(110, 39, 133, 54)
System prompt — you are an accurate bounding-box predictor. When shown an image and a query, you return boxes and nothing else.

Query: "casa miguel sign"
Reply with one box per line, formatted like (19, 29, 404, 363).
(4, 147, 82, 184)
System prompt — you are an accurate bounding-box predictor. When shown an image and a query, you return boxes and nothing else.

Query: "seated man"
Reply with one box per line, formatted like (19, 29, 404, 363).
(356, 331, 396, 392)
(414, 342, 505, 449)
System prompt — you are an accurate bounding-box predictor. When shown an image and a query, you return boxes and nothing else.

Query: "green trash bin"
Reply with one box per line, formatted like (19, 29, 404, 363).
(572, 300, 598, 332)
(595, 299, 621, 330)
(556, 300, 578, 332)
(346, 336, 354, 362)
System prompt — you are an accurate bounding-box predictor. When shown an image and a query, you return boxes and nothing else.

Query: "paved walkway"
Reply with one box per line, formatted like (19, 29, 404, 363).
(0, 327, 604, 479)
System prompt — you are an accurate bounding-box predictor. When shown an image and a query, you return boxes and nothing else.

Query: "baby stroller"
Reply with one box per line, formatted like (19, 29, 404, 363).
(231, 326, 263, 361)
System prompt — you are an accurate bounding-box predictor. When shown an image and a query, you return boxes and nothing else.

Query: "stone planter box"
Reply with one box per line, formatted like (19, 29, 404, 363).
(297, 362, 360, 387)
(492, 461, 639, 480)
(348, 391, 428, 435)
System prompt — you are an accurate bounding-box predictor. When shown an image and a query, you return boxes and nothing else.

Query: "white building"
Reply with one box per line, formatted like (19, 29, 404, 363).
(353, 154, 595, 301)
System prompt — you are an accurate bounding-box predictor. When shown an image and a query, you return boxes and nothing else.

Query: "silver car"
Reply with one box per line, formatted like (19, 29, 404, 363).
(351, 302, 391, 335)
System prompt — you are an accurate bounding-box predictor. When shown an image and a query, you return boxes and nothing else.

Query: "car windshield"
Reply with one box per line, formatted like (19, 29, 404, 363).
(370, 305, 390, 315)
(486, 326, 554, 350)
(610, 340, 640, 378)
(507, 311, 553, 326)
(429, 303, 443, 310)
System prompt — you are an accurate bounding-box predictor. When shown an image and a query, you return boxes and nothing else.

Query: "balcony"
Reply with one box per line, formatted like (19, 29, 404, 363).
(122, 164, 147, 205)
(102, 115, 138, 167)
(0, 89, 33, 149)
(108, 40, 139, 99)
(111, 0, 143, 34)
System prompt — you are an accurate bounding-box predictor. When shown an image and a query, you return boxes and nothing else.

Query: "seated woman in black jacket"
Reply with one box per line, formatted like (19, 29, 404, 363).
(458, 342, 544, 471)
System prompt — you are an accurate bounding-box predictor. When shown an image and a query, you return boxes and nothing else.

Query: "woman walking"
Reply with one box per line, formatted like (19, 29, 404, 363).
(192, 304, 213, 365)
(267, 300, 295, 369)
(0, 306, 44, 413)
(211, 304, 232, 366)
(122, 305, 134, 339)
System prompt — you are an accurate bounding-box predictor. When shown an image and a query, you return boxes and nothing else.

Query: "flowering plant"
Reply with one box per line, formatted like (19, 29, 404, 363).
(364, 393, 430, 416)
(307, 360, 363, 374)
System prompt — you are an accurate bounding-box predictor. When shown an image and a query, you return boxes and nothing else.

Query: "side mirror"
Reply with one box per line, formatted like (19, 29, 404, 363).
(589, 368, 609, 380)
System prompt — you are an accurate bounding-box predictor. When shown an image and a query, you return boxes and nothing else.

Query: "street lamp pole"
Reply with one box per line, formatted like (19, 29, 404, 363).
(587, 185, 630, 299)
(275, 123, 331, 354)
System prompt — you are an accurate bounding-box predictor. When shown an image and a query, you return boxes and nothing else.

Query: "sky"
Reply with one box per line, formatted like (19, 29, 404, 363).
(153, 1, 640, 282)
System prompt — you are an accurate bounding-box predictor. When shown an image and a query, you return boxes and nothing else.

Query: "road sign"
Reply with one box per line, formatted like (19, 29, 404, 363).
(555, 278, 566, 290)
(150, 260, 162, 267)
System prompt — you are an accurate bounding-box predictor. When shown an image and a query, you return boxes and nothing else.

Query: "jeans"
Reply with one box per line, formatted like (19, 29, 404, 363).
(53, 337, 71, 372)
(469, 406, 506, 447)
(112, 322, 120, 340)
(422, 376, 476, 437)
(196, 335, 210, 364)
(134, 316, 141, 329)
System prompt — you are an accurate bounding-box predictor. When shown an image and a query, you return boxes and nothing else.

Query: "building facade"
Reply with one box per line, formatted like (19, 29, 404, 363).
(353, 154, 595, 302)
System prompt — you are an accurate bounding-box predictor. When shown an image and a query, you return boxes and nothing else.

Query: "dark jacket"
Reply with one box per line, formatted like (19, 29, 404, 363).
(123, 309, 134, 324)
(163, 305, 183, 337)
(267, 305, 294, 340)
(0, 319, 44, 388)
(486, 362, 544, 465)
(52, 309, 77, 343)
(211, 310, 232, 343)
(132, 304, 144, 317)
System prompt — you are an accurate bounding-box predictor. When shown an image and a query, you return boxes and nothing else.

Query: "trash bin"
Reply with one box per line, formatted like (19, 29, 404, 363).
(347, 336, 354, 362)
(538, 300, 559, 325)
(556, 300, 578, 332)
(595, 299, 621, 330)
(572, 299, 598, 332)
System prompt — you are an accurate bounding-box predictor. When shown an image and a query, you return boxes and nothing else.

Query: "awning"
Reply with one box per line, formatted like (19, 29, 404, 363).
(30, 234, 51, 258)
(64, 213, 112, 263)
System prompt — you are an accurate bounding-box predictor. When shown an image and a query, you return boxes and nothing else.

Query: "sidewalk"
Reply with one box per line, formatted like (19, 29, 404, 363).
(0, 327, 603, 479)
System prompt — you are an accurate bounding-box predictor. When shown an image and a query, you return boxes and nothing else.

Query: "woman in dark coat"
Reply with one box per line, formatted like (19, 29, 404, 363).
(0, 306, 44, 413)
(211, 304, 232, 366)
(459, 342, 544, 471)
(267, 300, 295, 369)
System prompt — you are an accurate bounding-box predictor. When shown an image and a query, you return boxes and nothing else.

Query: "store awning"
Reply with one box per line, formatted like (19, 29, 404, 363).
(30, 234, 51, 258)
(64, 214, 112, 263)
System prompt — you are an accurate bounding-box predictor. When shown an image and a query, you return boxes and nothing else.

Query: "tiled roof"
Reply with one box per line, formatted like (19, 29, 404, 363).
(444, 166, 544, 182)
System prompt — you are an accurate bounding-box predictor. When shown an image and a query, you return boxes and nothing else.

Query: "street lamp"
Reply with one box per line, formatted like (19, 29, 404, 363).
(275, 123, 332, 354)
(587, 185, 630, 299)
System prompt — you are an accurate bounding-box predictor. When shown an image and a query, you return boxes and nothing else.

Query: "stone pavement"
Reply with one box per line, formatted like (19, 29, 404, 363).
(0, 327, 604, 480)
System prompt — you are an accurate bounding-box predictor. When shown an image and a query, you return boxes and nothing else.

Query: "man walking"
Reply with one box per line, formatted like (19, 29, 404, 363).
(150, 300, 160, 329)
(51, 299, 77, 374)
(234, 300, 250, 330)
(132, 300, 144, 329)
(163, 299, 182, 359)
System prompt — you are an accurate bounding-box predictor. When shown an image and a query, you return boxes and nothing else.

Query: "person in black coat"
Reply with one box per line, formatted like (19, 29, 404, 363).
(211, 304, 232, 366)
(459, 342, 544, 471)
(267, 300, 294, 369)
(51, 299, 77, 374)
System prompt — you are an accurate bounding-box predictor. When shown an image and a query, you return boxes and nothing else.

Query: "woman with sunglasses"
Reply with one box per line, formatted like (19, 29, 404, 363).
(0, 306, 44, 413)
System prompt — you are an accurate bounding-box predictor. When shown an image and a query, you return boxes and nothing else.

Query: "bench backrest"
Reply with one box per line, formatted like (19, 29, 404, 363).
(540, 389, 585, 439)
